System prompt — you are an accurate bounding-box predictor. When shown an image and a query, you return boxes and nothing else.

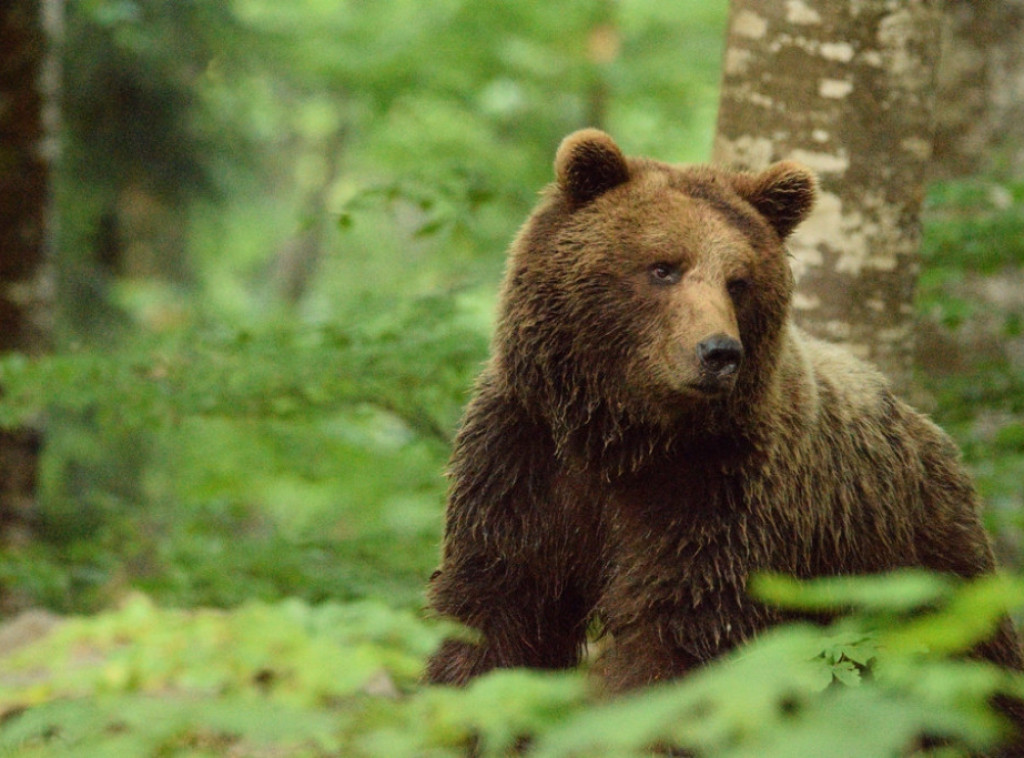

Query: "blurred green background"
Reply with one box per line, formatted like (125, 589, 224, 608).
(1, 1, 1023, 755)
(6, 0, 734, 614)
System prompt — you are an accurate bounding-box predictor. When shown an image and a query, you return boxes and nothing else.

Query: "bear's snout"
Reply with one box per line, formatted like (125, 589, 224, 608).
(696, 334, 743, 384)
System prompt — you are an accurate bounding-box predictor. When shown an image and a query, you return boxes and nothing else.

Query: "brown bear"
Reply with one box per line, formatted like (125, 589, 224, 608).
(425, 129, 1024, 744)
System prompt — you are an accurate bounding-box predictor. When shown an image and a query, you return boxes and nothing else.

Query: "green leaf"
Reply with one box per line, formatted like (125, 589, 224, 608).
(752, 570, 954, 614)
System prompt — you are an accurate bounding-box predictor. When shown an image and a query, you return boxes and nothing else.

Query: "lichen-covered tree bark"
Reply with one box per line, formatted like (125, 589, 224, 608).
(713, 0, 942, 393)
(0, 0, 57, 549)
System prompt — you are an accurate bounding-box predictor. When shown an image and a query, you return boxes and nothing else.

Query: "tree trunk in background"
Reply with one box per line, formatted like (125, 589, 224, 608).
(0, 0, 58, 550)
(273, 127, 347, 306)
(713, 0, 942, 395)
(932, 0, 1024, 179)
(988, 0, 1024, 177)
(931, 1, 992, 179)
(585, 0, 618, 130)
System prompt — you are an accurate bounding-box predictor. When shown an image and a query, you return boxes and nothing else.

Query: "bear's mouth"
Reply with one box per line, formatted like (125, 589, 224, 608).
(688, 374, 737, 397)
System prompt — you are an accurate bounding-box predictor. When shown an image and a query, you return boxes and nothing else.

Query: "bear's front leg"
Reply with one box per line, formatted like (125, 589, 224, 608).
(594, 619, 703, 693)
(425, 382, 601, 686)
(427, 560, 592, 685)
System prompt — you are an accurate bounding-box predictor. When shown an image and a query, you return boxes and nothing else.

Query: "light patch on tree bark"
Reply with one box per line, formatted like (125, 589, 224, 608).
(787, 148, 849, 174)
(714, 0, 942, 394)
(724, 48, 753, 76)
(818, 79, 853, 99)
(716, 134, 775, 168)
(785, 1, 821, 26)
(901, 136, 932, 160)
(732, 10, 768, 39)
(819, 42, 855, 62)
(2, 268, 54, 352)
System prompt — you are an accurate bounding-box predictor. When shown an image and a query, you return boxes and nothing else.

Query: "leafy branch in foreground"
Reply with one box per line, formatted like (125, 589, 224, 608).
(0, 572, 1022, 757)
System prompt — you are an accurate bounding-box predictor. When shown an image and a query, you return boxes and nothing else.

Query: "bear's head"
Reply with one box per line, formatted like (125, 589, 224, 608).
(495, 129, 816, 467)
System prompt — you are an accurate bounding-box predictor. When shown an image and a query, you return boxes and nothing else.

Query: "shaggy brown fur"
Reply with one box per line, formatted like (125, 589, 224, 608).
(426, 130, 1024, 750)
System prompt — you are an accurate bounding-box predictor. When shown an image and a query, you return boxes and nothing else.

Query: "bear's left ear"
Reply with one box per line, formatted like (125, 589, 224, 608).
(731, 161, 817, 239)
(555, 128, 631, 208)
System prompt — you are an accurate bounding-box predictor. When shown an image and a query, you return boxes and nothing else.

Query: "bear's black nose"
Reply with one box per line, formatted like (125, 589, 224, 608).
(697, 334, 743, 377)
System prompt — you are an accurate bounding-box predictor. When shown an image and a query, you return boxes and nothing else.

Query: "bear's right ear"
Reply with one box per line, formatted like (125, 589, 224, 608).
(555, 129, 630, 208)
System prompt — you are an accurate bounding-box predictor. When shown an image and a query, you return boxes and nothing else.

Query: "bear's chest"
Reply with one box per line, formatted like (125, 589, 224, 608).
(594, 464, 794, 658)
(601, 473, 774, 589)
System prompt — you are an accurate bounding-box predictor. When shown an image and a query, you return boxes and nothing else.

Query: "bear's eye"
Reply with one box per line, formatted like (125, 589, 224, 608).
(727, 278, 751, 299)
(648, 262, 681, 286)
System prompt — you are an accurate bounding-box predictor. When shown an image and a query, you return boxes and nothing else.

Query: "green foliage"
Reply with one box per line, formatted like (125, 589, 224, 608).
(922, 180, 1024, 275)
(34, 0, 734, 616)
(0, 293, 487, 611)
(1, 574, 1022, 757)
(918, 177, 1024, 567)
(918, 178, 1024, 333)
(181, 0, 730, 319)
(30, 0, 736, 605)
(0, 595, 454, 756)
(0, 293, 484, 435)
(4, 1, 1023, 756)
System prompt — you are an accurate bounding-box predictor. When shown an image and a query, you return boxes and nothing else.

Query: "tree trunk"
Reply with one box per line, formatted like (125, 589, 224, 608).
(0, 0, 58, 549)
(713, 0, 942, 395)
(585, 0, 618, 130)
(988, 0, 1024, 177)
(932, 0, 1024, 179)
(931, 0, 992, 179)
(273, 126, 347, 306)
